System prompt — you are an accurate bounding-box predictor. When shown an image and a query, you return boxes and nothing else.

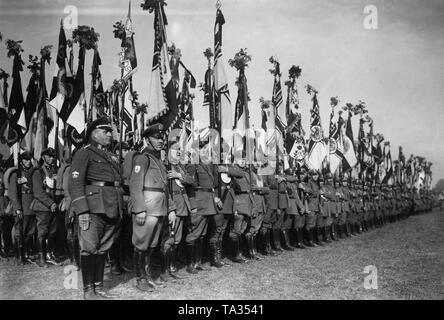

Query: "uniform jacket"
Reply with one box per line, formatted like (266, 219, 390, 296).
(31, 164, 57, 212)
(339, 186, 351, 213)
(250, 171, 268, 215)
(8, 166, 35, 216)
(231, 166, 253, 216)
(286, 176, 304, 215)
(303, 180, 320, 213)
(171, 163, 196, 217)
(263, 174, 289, 210)
(69, 144, 123, 218)
(186, 163, 219, 216)
(0, 170, 8, 216)
(218, 165, 243, 214)
(129, 148, 175, 217)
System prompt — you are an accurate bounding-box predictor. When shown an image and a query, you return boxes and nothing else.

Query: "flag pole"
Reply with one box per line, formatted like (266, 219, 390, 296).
(119, 68, 125, 161)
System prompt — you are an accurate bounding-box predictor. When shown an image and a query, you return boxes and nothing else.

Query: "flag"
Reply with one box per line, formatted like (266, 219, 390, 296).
(306, 92, 327, 171)
(0, 75, 8, 136)
(214, 8, 233, 161)
(233, 71, 250, 160)
(145, 2, 179, 132)
(382, 143, 393, 184)
(329, 110, 343, 174)
(6, 51, 25, 146)
(49, 21, 73, 116)
(66, 46, 86, 136)
(20, 68, 40, 152)
(342, 110, 358, 171)
(271, 58, 285, 156)
(119, 0, 138, 79)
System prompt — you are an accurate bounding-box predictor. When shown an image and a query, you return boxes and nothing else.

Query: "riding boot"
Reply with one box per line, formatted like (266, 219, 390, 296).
(245, 234, 254, 260)
(264, 229, 276, 255)
(314, 227, 323, 245)
(81, 255, 98, 300)
(36, 238, 48, 268)
(15, 238, 26, 265)
(356, 222, 362, 234)
(281, 230, 294, 251)
(94, 254, 117, 299)
(231, 237, 246, 263)
(159, 248, 172, 283)
(306, 228, 316, 247)
(294, 228, 306, 249)
(323, 226, 332, 243)
(331, 224, 338, 241)
(194, 238, 209, 271)
(134, 250, 153, 292)
(210, 240, 223, 268)
(251, 235, 262, 260)
(146, 248, 164, 287)
(45, 238, 61, 266)
(272, 229, 283, 252)
(110, 241, 124, 275)
(168, 245, 186, 279)
(185, 243, 198, 274)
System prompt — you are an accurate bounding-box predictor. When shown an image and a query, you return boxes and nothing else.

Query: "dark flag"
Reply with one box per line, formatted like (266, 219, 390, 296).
(341, 107, 358, 172)
(306, 86, 327, 171)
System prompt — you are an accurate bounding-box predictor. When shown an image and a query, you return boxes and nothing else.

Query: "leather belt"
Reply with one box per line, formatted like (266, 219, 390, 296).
(194, 187, 214, 192)
(87, 180, 121, 187)
(279, 191, 288, 194)
(143, 187, 165, 193)
(21, 190, 33, 194)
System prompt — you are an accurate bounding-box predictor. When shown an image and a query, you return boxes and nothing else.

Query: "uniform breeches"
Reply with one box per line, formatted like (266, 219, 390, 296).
(35, 211, 57, 241)
(132, 215, 164, 252)
(64, 211, 79, 242)
(79, 213, 117, 256)
(13, 214, 36, 242)
(185, 213, 210, 245)
(229, 213, 249, 241)
(160, 215, 185, 251)
(281, 211, 295, 230)
(294, 213, 305, 229)
(208, 212, 230, 245)
(338, 211, 347, 225)
(304, 211, 316, 231)
(316, 213, 326, 227)
(347, 211, 356, 224)
(245, 212, 263, 237)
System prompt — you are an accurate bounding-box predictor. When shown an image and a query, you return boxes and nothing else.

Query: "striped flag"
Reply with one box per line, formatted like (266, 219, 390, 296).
(49, 21, 73, 117)
(342, 110, 358, 171)
(329, 109, 343, 175)
(145, 2, 179, 131)
(270, 58, 285, 156)
(119, 0, 138, 79)
(306, 91, 328, 171)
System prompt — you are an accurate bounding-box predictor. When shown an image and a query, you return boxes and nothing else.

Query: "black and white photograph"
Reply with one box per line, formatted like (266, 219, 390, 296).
(0, 0, 443, 304)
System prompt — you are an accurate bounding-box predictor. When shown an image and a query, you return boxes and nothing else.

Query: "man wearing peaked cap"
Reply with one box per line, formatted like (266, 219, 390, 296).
(69, 116, 123, 300)
(126, 120, 177, 291)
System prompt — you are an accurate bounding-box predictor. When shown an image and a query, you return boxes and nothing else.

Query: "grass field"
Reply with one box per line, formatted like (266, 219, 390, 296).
(1, 209, 443, 300)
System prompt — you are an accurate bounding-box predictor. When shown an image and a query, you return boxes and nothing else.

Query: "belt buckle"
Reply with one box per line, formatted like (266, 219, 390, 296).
(114, 181, 120, 187)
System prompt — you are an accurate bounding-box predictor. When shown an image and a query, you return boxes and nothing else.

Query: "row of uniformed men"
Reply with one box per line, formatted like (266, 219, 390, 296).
(0, 116, 434, 299)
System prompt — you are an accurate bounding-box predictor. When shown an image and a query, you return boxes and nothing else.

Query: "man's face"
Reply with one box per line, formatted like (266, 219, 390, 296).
(169, 143, 181, 164)
(312, 174, 319, 182)
(21, 158, 31, 169)
(236, 158, 246, 168)
(43, 154, 55, 166)
(92, 128, 112, 147)
(147, 134, 165, 151)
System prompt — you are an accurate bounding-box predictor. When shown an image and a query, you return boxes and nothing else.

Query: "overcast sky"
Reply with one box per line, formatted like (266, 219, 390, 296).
(1, 0, 443, 183)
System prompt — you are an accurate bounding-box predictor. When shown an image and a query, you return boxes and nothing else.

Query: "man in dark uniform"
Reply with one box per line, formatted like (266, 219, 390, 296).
(185, 133, 222, 273)
(159, 140, 195, 281)
(109, 142, 132, 275)
(31, 147, 59, 267)
(0, 159, 12, 259)
(246, 162, 268, 259)
(69, 117, 123, 300)
(281, 167, 302, 250)
(299, 170, 320, 247)
(9, 151, 37, 265)
(224, 155, 253, 263)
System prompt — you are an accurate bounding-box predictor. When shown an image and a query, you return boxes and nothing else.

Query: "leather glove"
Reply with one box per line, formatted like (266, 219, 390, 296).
(168, 211, 176, 230)
(135, 211, 147, 226)
(79, 213, 91, 231)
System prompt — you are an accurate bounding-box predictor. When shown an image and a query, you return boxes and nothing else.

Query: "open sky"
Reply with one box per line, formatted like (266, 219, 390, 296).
(1, 0, 443, 183)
